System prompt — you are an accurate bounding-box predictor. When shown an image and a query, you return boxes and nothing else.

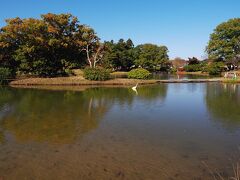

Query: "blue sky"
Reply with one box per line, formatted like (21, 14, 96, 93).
(0, 0, 240, 59)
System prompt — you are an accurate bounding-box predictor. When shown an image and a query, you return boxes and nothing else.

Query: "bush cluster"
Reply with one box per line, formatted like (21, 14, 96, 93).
(170, 67, 177, 74)
(0, 68, 12, 85)
(128, 68, 151, 79)
(83, 68, 110, 81)
(184, 64, 202, 72)
(206, 62, 225, 75)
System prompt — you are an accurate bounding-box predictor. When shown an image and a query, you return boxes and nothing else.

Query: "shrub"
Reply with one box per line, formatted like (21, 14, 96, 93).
(170, 67, 177, 74)
(184, 64, 202, 72)
(128, 68, 151, 79)
(206, 62, 225, 75)
(0, 68, 12, 85)
(64, 69, 74, 76)
(83, 67, 110, 81)
(208, 66, 220, 75)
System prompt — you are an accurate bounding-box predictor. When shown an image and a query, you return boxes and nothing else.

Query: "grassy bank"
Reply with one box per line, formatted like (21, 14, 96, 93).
(10, 77, 240, 87)
(221, 79, 240, 83)
(10, 77, 158, 86)
(110, 71, 128, 77)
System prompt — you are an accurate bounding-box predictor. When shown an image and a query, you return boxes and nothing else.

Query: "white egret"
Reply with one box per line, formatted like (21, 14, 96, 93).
(132, 83, 138, 91)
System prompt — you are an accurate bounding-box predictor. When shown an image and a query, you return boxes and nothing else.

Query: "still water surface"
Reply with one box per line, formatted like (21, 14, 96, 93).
(0, 83, 239, 179)
(151, 73, 217, 80)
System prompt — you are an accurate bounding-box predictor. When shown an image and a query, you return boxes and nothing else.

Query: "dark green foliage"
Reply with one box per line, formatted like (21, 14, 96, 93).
(206, 62, 225, 75)
(64, 69, 74, 76)
(134, 44, 169, 70)
(206, 18, 240, 62)
(188, 57, 200, 65)
(103, 41, 170, 72)
(0, 68, 12, 85)
(184, 59, 207, 72)
(208, 67, 220, 76)
(103, 39, 135, 70)
(83, 68, 110, 81)
(170, 67, 177, 74)
(184, 64, 202, 72)
(128, 68, 151, 79)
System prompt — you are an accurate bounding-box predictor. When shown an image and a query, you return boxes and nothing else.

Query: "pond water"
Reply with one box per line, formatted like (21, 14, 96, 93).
(0, 83, 239, 179)
(151, 73, 218, 80)
(111, 72, 219, 80)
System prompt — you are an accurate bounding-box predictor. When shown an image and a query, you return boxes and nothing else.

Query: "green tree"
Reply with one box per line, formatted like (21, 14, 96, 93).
(184, 57, 202, 72)
(134, 44, 169, 70)
(103, 39, 135, 70)
(206, 18, 240, 62)
(188, 57, 200, 65)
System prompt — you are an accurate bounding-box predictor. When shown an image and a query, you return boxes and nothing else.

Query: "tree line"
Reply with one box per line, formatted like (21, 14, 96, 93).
(0, 13, 169, 77)
(0, 13, 239, 78)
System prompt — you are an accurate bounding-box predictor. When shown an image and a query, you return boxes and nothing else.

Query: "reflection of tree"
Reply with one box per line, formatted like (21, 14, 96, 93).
(0, 85, 168, 144)
(0, 87, 15, 107)
(83, 87, 134, 107)
(137, 84, 167, 101)
(0, 89, 110, 144)
(206, 83, 240, 127)
(82, 84, 168, 106)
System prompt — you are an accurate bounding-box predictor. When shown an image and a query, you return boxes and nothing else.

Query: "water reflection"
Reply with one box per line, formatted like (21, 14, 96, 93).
(137, 85, 167, 100)
(0, 84, 240, 179)
(0, 89, 110, 144)
(152, 73, 213, 80)
(206, 83, 240, 128)
(0, 85, 168, 144)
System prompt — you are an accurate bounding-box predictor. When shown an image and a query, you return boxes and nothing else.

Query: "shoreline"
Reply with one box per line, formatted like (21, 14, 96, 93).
(9, 77, 158, 86)
(176, 71, 209, 76)
(9, 77, 240, 89)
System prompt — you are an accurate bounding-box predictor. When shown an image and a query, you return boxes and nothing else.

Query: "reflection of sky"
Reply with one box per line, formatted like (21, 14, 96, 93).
(0, 104, 12, 120)
(1, 84, 240, 146)
(103, 84, 240, 160)
(110, 84, 208, 124)
(107, 83, 240, 145)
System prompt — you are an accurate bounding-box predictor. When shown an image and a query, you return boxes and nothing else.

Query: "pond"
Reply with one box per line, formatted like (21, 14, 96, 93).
(111, 72, 220, 80)
(151, 72, 218, 80)
(0, 83, 239, 179)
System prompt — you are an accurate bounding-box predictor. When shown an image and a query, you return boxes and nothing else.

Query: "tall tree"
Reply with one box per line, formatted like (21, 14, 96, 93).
(103, 39, 135, 70)
(188, 57, 200, 65)
(0, 13, 100, 77)
(206, 18, 240, 62)
(134, 44, 169, 69)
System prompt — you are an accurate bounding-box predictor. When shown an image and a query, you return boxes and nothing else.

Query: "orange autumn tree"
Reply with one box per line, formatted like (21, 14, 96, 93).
(0, 13, 101, 77)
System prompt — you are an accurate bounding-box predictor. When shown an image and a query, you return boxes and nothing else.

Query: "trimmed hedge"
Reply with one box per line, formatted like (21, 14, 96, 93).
(128, 68, 151, 79)
(0, 68, 12, 85)
(83, 67, 110, 81)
